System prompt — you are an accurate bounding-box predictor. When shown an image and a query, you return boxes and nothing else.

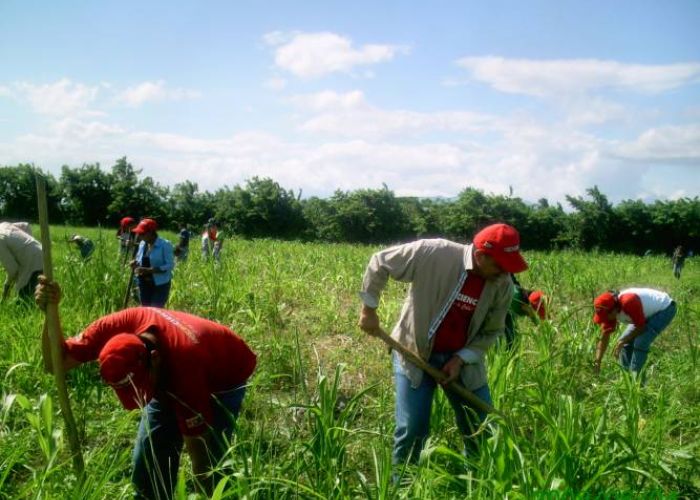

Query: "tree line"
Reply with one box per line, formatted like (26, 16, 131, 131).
(1, 158, 697, 253)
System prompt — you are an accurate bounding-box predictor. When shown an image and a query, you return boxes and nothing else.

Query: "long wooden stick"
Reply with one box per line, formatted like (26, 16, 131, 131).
(122, 267, 136, 309)
(35, 175, 85, 475)
(122, 239, 139, 309)
(374, 328, 501, 417)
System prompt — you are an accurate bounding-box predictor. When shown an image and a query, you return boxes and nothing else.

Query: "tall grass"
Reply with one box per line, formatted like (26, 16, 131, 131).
(0, 226, 697, 498)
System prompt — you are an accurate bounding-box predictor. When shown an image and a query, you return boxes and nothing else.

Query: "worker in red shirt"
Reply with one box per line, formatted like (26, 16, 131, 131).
(36, 277, 257, 498)
(117, 217, 137, 256)
(592, 288, 676, 376)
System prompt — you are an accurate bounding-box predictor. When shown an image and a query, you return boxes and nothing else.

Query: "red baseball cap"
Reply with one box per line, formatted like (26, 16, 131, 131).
(473, 223, 528, 273)
(98, 334, 153, 410)
(528, 290, 547, 320)
(132, 218, 157, 234)
(593, 292, 617, 325)
(120, 216, 135, 228)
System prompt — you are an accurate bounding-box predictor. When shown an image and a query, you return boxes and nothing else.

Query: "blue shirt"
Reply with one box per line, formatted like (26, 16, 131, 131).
(77, 238, 94, 259)
(179, 229, 190, 248)
(135, 237, 174, 286)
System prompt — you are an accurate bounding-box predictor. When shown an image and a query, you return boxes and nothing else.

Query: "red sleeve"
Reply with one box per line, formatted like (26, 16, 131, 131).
(619, 294, 646, 328)
(64, 309, 148, 363)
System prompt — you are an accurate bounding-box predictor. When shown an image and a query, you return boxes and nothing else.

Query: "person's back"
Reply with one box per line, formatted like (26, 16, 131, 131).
(672, 246, 685, 279)
(179, 228, 190, 248)
(175, 227, 191, 262)
(201, 223, 217, 260)
(0, 222, 44, 300)
(672, 246, 685, 263)
(70, 235, 94, 260)
(11, 222, 33, 236)
(213, 228, 225, 262)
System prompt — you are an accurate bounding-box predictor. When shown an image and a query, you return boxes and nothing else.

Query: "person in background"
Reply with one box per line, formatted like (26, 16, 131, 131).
(201, 218, 218, 261)
(130, 218, 174, 308)
(117, 217, 137, 256)
(358, 223, 527, 466)
(35, 278, 257, 499)
(504, 274, 547, 349)
(592, 288, 676, 377)
(0, 221, 43, 303)
(69, 234, 95, 261)
(671, 245, 685, 279)
(175, 225, 191, 262)
(212, 226, 225, 263)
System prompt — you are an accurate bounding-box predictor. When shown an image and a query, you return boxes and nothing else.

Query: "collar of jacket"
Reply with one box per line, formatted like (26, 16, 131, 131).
(463, 243, 475, 272)
(427, 243, 476, 341)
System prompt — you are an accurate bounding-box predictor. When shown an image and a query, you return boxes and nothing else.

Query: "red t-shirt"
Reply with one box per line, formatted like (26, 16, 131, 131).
(65, 307, 257, 435)
(432, 273, 486, 353)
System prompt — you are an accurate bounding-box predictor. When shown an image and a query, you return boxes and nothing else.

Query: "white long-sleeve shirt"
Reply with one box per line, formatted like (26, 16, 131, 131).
(0, 222, 43, 291)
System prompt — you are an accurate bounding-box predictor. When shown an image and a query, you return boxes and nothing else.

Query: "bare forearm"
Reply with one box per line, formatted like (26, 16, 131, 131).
(595, 336, 610, 364)
(41, 314, 78, 373)
(185, 434, 214, 495)
(620, 326, 644, 345)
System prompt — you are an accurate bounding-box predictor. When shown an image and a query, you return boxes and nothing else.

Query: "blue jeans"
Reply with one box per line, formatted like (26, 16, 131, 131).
(619, 302, 676, 374)
(131, 384, 247, 499)
(392, 351, 492, 465)
(137, 280, 171, 308)
(673, 262, 683, 279)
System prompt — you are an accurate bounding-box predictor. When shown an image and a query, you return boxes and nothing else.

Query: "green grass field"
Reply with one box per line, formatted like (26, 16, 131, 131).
(1, 226, 698, 499)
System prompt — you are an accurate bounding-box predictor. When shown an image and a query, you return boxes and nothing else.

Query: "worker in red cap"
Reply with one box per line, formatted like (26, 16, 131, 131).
(130, 218, 174, 308)
(117, 217, 137, 256)
(358, 223, 527, 467)
(35, 277, 257, 498)
(504, 274, 547, 349)
(592, 288, 676, 376)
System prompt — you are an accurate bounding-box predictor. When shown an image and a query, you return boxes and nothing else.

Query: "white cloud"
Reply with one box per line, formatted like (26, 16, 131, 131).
(300, 108, 498, 139)
(563, 97, 628, 126)
(289, 90, 498, 138)
(289, 90, 367, 111)
(456, 56, 700, 97)
(116, 80, 201, 107)
(266, 31, 408, 78)
(264, 77, 287, 91)
(611, 124, 700, 163)
(3, 113, 697, 203)
(2, 80, 697, 204)
(262, 30, 291, 47)
(13, 78, 99, 115)
(50, 118, 125, 141)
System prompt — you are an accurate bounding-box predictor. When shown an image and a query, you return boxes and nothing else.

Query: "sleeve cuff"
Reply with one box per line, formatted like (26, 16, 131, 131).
(358, 291, 379, 309)
(455, 348, 481, 365)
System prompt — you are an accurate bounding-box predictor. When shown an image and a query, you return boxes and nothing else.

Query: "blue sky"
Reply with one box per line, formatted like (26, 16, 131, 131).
(1, 0, 698, 204)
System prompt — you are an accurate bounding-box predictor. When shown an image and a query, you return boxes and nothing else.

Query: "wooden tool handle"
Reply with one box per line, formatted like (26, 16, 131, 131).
(375, 328, 498, 416)
(36, 175, 85, 475)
